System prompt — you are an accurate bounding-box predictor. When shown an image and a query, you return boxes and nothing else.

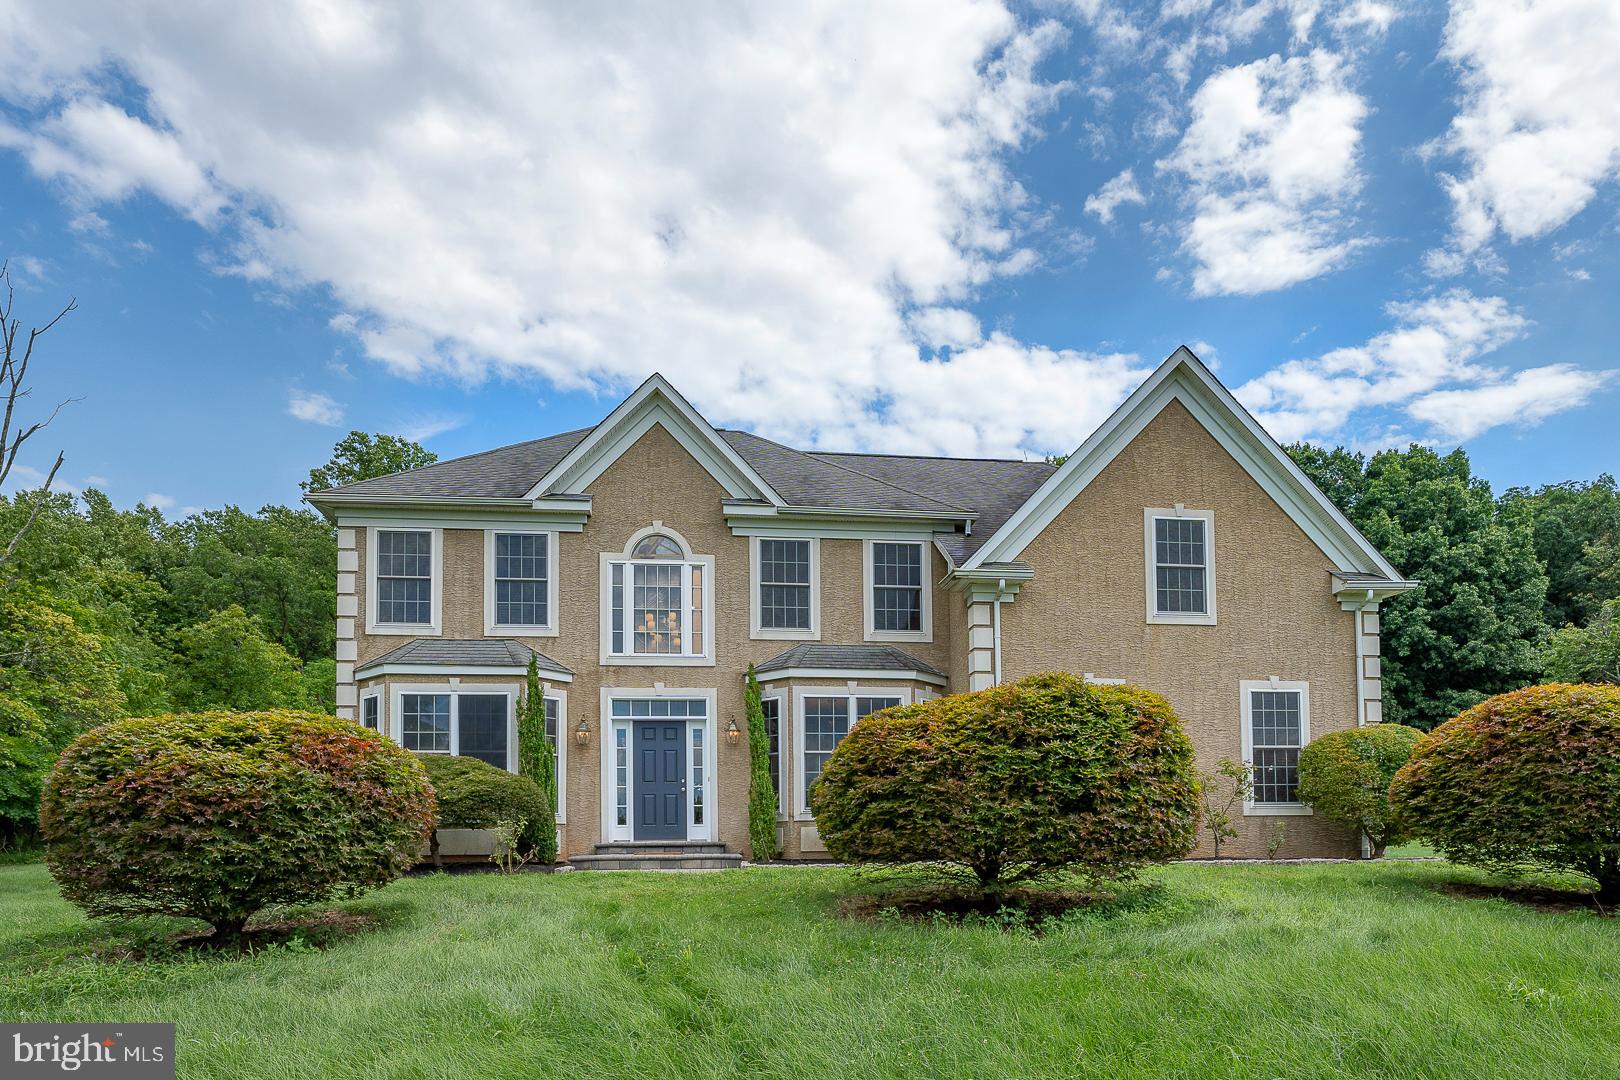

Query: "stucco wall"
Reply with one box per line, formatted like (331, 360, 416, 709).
(998, 399, 1361, 859)
(351, 423, 953, 859)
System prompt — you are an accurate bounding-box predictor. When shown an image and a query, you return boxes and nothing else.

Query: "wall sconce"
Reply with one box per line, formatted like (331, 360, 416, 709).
(575, 717, 591, 746)
(725, 719, 741, 745)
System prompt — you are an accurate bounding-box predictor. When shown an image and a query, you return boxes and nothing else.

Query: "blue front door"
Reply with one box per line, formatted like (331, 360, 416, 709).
(634, 721, 687, 840)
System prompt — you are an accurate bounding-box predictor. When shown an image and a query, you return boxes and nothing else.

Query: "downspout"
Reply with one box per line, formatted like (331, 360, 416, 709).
(992, 578, 1006, 686)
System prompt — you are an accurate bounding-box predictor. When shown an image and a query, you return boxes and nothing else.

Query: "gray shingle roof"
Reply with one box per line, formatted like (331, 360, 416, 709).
(755, 643, 944, 679)
(316, 428, 592, 498)
(718, 430, 971, 515)
(355, 638, 572, 678)
(812, 452, 1056, 562)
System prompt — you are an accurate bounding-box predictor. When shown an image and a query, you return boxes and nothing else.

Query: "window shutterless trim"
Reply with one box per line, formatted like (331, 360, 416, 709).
(360, 691, 381, 731)
(1239, 679, 1312, 816)
(366, 526, 443, 636)
(862, 538, 932, 643)
(792, 685, 912, 819)
(484, 527, 560, 636)
(598, 525, 716, 666)
(389, 682, 518, 772)
(760, 692, 788, 819)
(749, 535, 820, 640)
(1144, 508, 1216, 625)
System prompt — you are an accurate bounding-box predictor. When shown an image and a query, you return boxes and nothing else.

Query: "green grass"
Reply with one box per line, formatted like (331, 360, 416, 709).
(4, 862, 1619, 1079)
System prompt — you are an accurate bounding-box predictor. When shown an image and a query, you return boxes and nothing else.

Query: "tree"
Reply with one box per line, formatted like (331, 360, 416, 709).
(1289, 443, 1548, 729)
(516, 656, 559, 863)
(1501, 476, 1620, 628)
(1542, 599, 1620, 684)
(169, 605, 308, 712)
(0, 261, 76, 569)
(1296, 725, 1424, 858)
(302, 431, 438, 493)
(1199, 758, 1251, 859)
(744, 664, 777, 861)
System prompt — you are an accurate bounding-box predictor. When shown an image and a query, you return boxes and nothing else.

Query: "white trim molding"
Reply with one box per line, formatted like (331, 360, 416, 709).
(483, 527, 561, 637)
(862, 538, 933, 643)
(1144, 507, 1217, 626)
(1239, 678, 1313, 817)
(749, 535, 820, 641)
(792, 684, 913, 820)
(597, 685, 719, 843)
(754, 666, 946, 688)
(598, 523, 717, 667)
(389, 681, 520, 772)
(365, 526, 443, 636)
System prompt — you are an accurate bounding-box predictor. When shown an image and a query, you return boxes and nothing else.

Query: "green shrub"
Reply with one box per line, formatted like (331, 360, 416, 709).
(1389, 684, 1620, 901)
(811, 672, 1201, 898)
(1297, 724, 1424, 857)
(744, 665, 778, 862)
(417, 754, 549, 864)
(40, 710, 434, 940)
(516, 657, 559, 864)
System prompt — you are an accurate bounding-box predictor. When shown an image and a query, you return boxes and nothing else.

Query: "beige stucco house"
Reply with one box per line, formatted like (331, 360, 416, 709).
(306, 347, 1415, 865)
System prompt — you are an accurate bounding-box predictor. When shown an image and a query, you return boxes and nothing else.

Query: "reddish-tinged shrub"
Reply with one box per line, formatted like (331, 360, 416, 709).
(811, 672, 1201, 897)
(1297, 724, 1424, 857)
(41, 710, 435, 940)
(1389, 684, 1620, 902)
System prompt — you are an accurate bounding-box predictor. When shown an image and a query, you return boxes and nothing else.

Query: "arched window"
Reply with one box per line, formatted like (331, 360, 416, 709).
(606, 526, 711, 661)
(631, 534, 684, 559)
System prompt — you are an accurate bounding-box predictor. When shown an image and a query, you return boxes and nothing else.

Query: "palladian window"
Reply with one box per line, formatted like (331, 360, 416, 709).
(605, 528, 713, 661)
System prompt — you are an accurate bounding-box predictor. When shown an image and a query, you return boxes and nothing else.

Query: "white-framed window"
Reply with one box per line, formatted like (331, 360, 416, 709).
(485, 529, 559, 635)
(760, 694, 787, 818)
(538, 689, 568, 823)
(750, 536, 819, 639)
(360, 692, 381, 731)
(1240, 680, 1312, 815)
(598, 688, 718, 842)
(1144, 508, 1216, 625)
(863, 539, 932, 642)
(599, 525, 716, 666)
(794, 687, 910, 817)
(367, 527, 442, 635)
(392, 683, 517, 772)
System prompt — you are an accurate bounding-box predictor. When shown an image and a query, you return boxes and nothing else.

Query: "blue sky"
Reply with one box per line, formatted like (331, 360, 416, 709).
(0, 1, 1616, 514)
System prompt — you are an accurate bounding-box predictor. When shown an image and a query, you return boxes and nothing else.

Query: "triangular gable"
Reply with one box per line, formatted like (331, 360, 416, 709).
(523, 374, 784, 504)
(963, 346, 1404, 579)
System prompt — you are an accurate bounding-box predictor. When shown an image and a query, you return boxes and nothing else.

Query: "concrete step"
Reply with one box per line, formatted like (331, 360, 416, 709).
(592, 842, 728, 855)
(570, 850, 744, 871)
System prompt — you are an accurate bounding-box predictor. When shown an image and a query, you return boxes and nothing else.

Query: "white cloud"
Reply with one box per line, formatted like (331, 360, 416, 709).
(143, 492, 176, 511)
(395, 413, 465, 443)
(1237, 290, 1611, 445)
(1084, 168, 1146, 224)
(0, 3, 1163, 457)
(908, 307, 984, 351)
(1159, 50, 1370, 295)
(287, 389, 345, 426)
(1427, 0, 1620, 268)
(85, 474, 109, 486)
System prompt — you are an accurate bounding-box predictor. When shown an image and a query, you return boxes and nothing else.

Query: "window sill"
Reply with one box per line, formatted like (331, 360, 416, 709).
(1243, 803, 1313, 817)
(368, 623, 441, 636)
(600, 654, 716, 667)
(864, 629, 932, 644)
(751, 626, 819, 641)
(1146, 612, 1216, 626)
(488, 623, 559, 638)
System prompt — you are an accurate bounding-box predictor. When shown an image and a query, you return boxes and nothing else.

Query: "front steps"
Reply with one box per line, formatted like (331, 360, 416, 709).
(568, 841, 744, 871)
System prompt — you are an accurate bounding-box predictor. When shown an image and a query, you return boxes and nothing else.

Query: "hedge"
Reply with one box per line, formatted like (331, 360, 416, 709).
(1297, 724, 1424, 857)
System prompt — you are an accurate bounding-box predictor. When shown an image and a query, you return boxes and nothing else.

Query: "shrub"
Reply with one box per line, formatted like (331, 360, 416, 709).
(1199, 757, 1252, 858)
(812, 672, 1201, 898)
(1389, 684, 1620, 902)
(516, 657, 559, 863)
(1297, 724, 1424, 857)
(40, 710, 434, 941)
(744, 665, 778, 861)
(417, 754, 549, 865)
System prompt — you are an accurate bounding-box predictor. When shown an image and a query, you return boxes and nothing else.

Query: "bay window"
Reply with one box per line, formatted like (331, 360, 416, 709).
(797, 691, 904, 815)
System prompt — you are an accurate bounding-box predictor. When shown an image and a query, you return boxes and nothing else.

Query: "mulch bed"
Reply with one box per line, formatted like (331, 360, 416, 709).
(1438, 881, 1612, 916)
(98, 910, 382, 960)
(838, 885, 1113, 927)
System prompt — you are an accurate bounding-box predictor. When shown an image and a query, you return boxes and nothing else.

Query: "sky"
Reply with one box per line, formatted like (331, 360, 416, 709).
(0, 0, 1616, 515)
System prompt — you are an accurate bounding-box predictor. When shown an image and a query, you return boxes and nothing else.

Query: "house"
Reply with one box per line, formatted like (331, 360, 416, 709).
(305, 347, 1416, 865)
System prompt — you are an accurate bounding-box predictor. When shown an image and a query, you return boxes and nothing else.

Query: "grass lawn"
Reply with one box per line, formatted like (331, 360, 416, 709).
(5, 861, 1620, 1079)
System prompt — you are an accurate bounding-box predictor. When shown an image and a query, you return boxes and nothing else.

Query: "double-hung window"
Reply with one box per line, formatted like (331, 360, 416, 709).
(397, 689, 513, 770)
(361, 694, 380, 731)
(487, 530, 557, 633)
(753, 538, 816, 637)
(603, 530, 714, 664)
(760, 696, 785, 817)
(798, 692, 904, 815)
(1241, 681, 1310, 813)
(865, 540, 930, 641)
(369, 528, 440, 633)
(1145, 509, 1215, 624)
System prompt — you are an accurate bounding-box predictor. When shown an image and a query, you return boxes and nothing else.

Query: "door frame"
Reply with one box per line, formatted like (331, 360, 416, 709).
(598, 686, 717, 843)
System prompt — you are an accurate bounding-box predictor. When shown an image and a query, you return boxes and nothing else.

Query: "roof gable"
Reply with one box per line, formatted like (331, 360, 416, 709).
(524, 374, 784, 504)
(963, 346, 1404, 579)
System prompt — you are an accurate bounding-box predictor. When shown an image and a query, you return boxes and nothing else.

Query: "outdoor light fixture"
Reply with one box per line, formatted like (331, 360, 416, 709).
(575, 717, 590, 746)
(725, 719, 741, 744)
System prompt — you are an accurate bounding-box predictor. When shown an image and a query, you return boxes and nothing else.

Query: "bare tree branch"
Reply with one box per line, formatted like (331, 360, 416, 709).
(0, 260, 76, 570)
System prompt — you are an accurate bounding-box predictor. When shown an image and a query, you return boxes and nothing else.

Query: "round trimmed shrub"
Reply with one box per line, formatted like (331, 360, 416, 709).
(1297, 724, 1424, 857)
(811, 672, 1201, 897)
(40, 710, 435, 940)
(1389, 684, 1620, 901)
(417, 753, 549, 834)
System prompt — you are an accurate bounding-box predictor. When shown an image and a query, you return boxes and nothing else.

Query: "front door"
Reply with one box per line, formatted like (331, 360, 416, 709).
(633, 720, 687, 840)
